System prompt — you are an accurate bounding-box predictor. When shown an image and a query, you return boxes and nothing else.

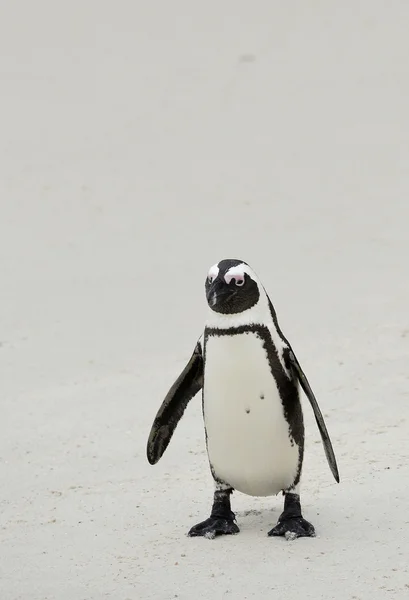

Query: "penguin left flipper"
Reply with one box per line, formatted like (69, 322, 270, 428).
(287, 349, 340, 484)
(146, 339, 204, 465)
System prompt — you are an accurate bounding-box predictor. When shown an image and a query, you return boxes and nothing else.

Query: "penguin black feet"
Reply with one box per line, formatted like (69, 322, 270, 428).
(188, 516, 239, 539)
(268, 492, 315, 540)
(188, 487, 240, 539)
(268, 516, 315, 540)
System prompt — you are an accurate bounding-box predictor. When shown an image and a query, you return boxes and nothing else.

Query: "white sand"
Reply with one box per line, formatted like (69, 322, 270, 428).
(1, 2, 409, 598)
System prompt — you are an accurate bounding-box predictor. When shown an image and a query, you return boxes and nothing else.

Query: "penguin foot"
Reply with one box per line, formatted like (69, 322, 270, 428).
(268, 516, 315, 540)
(188, 517, 240, 539)
(268, 491, 316, 540)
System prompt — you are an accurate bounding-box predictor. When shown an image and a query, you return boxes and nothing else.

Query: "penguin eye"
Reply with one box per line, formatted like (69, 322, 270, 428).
(225, 273, 245, 286)
(207, 265, 219, 283)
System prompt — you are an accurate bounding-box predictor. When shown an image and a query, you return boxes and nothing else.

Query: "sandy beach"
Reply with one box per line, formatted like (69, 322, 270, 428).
(1, 2, 409, 598)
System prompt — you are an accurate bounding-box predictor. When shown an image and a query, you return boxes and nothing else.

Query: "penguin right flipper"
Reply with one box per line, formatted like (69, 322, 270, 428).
(146, 339, 204, 465)
(287, 349, 340, 484)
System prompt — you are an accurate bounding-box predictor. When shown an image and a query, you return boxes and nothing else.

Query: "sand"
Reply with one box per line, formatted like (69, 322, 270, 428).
(1, 1, 409, 598)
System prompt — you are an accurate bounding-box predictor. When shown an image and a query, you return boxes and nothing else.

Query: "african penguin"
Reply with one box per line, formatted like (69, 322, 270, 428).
(147, 259, 339, 540)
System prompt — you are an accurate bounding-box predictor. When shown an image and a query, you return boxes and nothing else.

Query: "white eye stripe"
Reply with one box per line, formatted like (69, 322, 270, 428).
(207, 264, 219, 283)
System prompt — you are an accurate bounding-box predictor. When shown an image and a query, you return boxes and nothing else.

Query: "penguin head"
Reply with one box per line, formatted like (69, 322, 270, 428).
(205, 259, 261, 315)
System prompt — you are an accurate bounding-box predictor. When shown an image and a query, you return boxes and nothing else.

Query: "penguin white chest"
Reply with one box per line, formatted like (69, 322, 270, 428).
(203, 332, 299, 496)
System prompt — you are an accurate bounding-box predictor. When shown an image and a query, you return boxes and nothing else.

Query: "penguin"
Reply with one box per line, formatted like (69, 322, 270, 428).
(147, 259, 339, 540)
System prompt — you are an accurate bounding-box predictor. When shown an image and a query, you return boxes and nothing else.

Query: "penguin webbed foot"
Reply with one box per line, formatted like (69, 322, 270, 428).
(268, 516, 315, 540)
(268, 492, 315, 540)
(189, 486, 239, 539)
(188, 515, 239, 539)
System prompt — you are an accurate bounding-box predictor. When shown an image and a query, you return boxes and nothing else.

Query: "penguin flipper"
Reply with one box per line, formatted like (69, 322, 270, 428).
(146, 339, 204, 465)
(288, 349, 340, 483)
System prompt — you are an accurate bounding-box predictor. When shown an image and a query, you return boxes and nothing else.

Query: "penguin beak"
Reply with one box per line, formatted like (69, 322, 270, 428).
(207, 280, 236, 308)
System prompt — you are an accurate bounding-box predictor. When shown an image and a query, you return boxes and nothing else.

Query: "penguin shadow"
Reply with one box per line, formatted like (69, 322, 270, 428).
(235, 507, 280, 535)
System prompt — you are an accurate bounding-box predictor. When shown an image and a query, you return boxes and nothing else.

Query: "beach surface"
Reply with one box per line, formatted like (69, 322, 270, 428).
(1, 2, 409, 598)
